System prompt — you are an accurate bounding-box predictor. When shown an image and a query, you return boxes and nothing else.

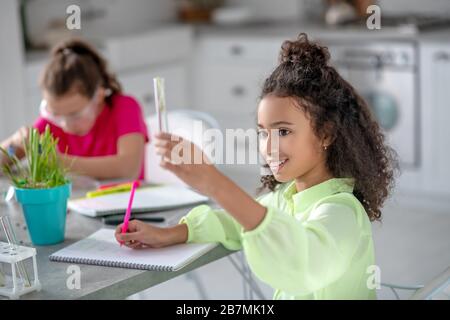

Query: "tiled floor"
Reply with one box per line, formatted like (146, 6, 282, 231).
(371, 196, 450, 299)
(128, 168, 450, 300)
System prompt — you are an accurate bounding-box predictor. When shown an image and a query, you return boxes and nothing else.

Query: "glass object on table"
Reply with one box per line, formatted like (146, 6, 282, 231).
(67, 174, 101, 198)
(0, 179, 13, 205)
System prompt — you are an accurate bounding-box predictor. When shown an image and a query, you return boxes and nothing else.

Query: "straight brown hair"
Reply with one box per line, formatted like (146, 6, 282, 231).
(40, 38, 122, 106)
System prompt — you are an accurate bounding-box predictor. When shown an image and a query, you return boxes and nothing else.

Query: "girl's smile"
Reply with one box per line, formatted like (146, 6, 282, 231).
(258, 95, 332, 189)
(268, 158, 289, 174)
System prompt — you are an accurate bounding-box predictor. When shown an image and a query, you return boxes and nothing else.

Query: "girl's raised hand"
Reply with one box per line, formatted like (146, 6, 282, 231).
(153, 132, 223, 197)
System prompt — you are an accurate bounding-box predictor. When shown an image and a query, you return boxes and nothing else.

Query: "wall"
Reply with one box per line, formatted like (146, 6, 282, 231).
(0, 0, 26, 139)
(24, 0, 177, 47)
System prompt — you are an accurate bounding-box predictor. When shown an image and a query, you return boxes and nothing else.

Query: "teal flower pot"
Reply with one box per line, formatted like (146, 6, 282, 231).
(14, 183, 71, 245)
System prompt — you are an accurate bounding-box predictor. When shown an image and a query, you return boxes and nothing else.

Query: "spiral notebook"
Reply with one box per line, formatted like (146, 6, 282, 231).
(49, 229, 217, 272)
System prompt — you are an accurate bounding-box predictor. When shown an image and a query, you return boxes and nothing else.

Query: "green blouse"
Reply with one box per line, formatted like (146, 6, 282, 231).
(179, 178, 377, 300)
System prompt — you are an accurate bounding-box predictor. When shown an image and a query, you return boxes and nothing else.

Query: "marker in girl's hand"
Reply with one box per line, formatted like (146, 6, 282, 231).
(119, 180, 139, 247)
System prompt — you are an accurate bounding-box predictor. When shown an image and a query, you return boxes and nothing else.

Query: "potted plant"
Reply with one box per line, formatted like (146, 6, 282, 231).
(0, 126, 71, 245)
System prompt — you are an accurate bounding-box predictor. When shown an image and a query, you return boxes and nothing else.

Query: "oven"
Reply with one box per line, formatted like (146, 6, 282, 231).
(327, 41, 419, 168)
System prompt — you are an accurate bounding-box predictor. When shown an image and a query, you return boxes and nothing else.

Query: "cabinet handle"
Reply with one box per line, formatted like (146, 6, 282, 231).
(230, 45, 244, 56)
(143, 93, 154, 104)
(231, 86, 246, 97)
(433, 51, 450, 62)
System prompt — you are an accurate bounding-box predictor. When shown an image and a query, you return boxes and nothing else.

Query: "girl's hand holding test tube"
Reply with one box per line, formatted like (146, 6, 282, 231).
(153, 132, 267, 231)
(153, 132, 222, 198)
(116, 76, 266, 249)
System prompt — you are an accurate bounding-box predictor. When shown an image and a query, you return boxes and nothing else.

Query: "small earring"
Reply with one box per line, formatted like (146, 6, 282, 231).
(323, 145, 328, 151)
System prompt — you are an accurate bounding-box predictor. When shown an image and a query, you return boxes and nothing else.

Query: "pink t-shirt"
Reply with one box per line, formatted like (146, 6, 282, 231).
(34, 94, 150, 179)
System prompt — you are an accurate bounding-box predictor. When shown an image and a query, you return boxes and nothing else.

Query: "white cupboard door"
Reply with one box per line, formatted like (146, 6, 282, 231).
(119, 63, 188, 118)
(194, 64, 271, 131)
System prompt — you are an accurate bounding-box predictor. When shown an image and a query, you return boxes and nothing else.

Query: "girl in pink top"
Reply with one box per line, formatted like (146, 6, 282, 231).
(1, 38, 149, 180)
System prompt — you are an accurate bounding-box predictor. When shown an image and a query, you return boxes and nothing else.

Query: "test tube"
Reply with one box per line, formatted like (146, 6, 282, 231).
(0, 261, 4, 287)
(153, 77, 168, 133)
(0, 215, 31, 287)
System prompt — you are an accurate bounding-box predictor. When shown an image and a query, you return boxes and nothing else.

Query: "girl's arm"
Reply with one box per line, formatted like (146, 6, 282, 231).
(154, 132, 266, 231)
(202, 169, 267, 231)
(115, 220, 188, 249)
(149, 133, 367, 296)
(61, 133, 145, 180)
(0, 127, 29, 166)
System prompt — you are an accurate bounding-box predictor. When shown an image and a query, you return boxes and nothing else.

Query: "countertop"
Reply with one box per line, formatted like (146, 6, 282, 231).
(193, 19, 450, 42)
(25, 20, 450, 64)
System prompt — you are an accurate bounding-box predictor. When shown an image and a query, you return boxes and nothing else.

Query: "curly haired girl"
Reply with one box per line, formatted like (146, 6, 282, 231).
(116, 33, 398, 300)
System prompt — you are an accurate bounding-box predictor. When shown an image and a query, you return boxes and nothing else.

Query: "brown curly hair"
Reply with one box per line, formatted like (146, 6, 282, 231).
(258, 33, 399, 222)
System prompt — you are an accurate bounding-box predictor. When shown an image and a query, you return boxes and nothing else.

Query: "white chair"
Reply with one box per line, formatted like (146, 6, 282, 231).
(381, 266, 450, 300)
(145, 110, 221, 187)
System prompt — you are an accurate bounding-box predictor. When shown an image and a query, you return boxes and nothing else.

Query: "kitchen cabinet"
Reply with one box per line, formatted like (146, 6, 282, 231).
(192, 35, 284, 176)
(420, 42, 450, 197)
(193, 35, 283, 131)
(104, 26, 193, 73)
(119, 63, 188, 118)
(194, 63, 265, 129)
(22, 25, 193, 127)
(105, 26, 192, 118)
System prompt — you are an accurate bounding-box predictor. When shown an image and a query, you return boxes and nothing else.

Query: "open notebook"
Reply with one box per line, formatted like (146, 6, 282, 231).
(68, 185, 209, 217)
(49, 229, 218, 272)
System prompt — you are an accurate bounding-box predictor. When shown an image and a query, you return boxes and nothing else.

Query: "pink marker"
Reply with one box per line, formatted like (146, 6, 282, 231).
(120, 180, 139, 246)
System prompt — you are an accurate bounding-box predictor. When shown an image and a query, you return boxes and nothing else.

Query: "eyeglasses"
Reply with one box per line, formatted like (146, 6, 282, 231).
(39, 90, 100, 127)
